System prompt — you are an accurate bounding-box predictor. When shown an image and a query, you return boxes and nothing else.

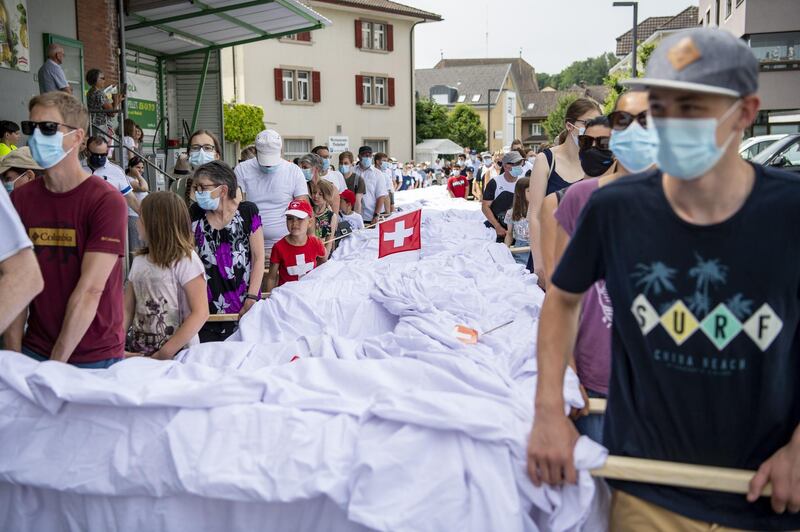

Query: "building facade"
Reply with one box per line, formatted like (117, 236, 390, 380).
(222, 0, 440, 163)
(699, 0, 800, 135)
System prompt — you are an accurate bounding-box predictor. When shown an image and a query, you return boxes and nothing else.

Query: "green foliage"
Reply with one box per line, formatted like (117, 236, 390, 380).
(415, 98, 450, 144)
(223, 102, 264, 146)
(601, 42, 656, 113)
(543, 93, 580, 143)
(447, 104, 486, 152)
(536, 53, 620, 91)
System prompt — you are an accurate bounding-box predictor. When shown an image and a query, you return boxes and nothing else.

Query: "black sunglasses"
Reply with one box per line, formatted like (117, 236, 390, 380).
(578, 135, 611, 151)
(608, 110, 649, 131)
(21, 121, 77, 136)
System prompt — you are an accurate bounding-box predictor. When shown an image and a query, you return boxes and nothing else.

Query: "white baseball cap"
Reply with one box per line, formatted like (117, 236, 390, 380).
(256, 129, 282, 166)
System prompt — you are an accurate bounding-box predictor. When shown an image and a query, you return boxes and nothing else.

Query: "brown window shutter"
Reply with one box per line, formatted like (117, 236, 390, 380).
(388, 77, 395, 107)
(355, 19, 362, 48)
(312, 71, 321, 103)
(386, 24, 394, 52)
(274, 68, 283, 101)
(298, 31, 311, 42)
(355, 75, 364, 105)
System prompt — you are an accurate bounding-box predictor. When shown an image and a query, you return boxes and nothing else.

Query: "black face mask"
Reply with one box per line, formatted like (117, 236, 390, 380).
(579, 147, 614, 177)
(88, 153, 107, 169)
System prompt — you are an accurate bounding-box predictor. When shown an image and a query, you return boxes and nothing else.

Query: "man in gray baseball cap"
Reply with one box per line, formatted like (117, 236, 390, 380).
(528, 27, 800, 531)
(482, 150, 524, 242)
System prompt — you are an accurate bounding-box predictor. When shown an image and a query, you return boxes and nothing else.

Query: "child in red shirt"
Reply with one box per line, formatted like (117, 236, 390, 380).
(266, 200, 327, 292)
(447, 170, 469, 199)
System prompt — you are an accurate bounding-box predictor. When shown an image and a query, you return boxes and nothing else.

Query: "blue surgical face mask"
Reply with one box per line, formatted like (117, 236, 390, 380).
(609, 120, 659, 173)
(360, 156, 372, 168)
(195, 186, 221, 211)
(569, 122, 586, 147)
(189, 150, 215, 168)
(259, 164, 278, 174)
(381, 161, 390, 171)
(339, 164, 351, 174)
(509, 165, 523, 178)
(322, 158, 331, 172)
(302, 168, 313, 181)
(28, 128, 77, 169)
(4, 182, 13, 193)
(653, 101, 741, 181)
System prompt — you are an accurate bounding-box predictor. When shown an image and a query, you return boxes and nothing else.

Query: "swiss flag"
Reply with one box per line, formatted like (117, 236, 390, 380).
(378, 210, 422, 258)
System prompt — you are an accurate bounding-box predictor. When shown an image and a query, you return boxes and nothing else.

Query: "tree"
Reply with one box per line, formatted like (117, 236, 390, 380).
(602, 42, 656, 112)
(542, 93, 579, 143)
(415, 98, 450, 144)
(447, 104, 486, 152)
(223, 102, 264, 148)
(536, 53, 620, 92)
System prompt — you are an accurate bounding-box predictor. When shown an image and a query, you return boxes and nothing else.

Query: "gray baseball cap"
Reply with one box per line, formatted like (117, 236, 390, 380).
(501, 151, 523, 165)
(621, 28, 758, 97)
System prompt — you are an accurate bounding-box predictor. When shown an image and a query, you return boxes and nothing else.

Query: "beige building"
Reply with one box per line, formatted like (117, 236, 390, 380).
(415, 58, 541, 154)
(699, 0, 800, 135)
(221, 0, 441, 162)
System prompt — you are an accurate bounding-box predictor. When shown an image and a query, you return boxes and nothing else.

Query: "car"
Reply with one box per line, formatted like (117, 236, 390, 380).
(752, 133, 800, 174)
(739, 134, 787, 161)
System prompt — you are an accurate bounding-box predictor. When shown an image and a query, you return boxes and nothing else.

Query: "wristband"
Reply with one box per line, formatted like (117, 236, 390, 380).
(245, 294, 261, 302)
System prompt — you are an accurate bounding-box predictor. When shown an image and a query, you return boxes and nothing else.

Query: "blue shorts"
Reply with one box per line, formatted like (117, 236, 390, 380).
(22, 345, 123, 369)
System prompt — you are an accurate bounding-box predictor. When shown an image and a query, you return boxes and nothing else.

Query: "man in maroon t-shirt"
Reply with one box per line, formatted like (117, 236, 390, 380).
(6, 92, 127, 368)
(447, 170, 469, 199)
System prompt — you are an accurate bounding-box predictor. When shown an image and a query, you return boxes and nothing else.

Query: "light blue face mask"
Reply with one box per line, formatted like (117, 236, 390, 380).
(609, 121, 660, 174)
(189, 150, 215, 168)
(381, 161, 390, 171)
(195, 186, 221, 211)
(28, 128, 77, 169)
(339, 164, 351, 174)
(509, 165, 523, 178)
(259, 164, 278, 174)
(4, 181, 14, 193)
(653, 101, 741, 181)
(322, 159, 331, 172)
(360, 156, 372, 168)
(302, 168, 313, 182)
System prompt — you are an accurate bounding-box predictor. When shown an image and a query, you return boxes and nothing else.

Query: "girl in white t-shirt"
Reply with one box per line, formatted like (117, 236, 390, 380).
(504, 177, 531, 268)
(124, 192, 209, 359)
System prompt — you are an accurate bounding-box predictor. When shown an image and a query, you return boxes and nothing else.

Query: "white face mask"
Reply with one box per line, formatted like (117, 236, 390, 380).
(569, 122, 585, 147)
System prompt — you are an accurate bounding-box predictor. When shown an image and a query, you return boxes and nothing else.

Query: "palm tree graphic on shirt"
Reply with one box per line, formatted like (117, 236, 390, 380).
(687, 253, 728, 316)
(726, 293, 754, 321)
(631, 261, 678, 296)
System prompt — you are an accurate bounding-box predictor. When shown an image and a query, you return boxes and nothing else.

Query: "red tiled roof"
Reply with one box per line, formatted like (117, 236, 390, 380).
(310, 0, 442, 21)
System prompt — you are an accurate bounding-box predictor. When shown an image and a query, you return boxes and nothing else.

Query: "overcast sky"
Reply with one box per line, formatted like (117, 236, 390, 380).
(411, 0, 695, 74)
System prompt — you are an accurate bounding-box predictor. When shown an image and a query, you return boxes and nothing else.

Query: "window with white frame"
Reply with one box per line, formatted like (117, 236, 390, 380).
(457, 94, 466, 103)
(361, 21, 372, 49)
(529, 123, 543, 136)
(284, 138, 312, 160)
(364, 138, 387, 154)
(297, 71, 310, 101)
(471, 94, 481, 103)
(361, 21, 388, 51)
(362, 76, 373, 105)
(375, 77, 386, 105)
(282, 70, 295, 102)
(282, 68, 312, 102)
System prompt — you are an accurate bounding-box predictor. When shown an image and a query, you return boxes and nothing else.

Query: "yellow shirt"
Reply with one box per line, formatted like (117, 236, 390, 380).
(0, 143, 17, 158)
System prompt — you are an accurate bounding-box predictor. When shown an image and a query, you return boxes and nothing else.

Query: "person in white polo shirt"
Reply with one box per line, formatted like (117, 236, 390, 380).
(234, 129, 309, 283)
(311, 145, 347, 194)
(352, 145, 388, 224)
(82, 136, 140, 215)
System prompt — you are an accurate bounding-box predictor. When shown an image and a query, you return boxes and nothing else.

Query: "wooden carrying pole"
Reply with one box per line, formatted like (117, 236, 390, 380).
(509, 246, 530, 254)
(207, 314, 239, 322)
(592, 456, 771, 496)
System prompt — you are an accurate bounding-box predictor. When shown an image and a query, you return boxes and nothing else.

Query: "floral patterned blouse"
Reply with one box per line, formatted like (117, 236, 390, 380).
(190, 201, 262, 314)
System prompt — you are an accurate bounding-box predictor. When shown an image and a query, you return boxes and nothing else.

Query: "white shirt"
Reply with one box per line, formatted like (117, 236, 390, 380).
(321, 169, 347, 193)
(0, 188, 32, 263)
(235, 158, 308, 250)
(355, 164, 388, 221)
(83, 161, 132, 195)
(127, 176, 149, 217)
(522, 160, 534, 175)
(341, 211, 364, 231)
(382, 168, 394, 193)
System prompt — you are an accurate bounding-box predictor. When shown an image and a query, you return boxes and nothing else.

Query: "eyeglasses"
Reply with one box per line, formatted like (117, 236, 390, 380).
(608, 110, 649, 131)
(192, 183, 221, 192)
(21, 121, 78, 136)
(577, 135, 611, 151)
(189, 144, 216, 153)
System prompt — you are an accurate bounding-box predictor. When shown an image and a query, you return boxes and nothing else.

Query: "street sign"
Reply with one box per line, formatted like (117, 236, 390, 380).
(328, 136, 349, 153)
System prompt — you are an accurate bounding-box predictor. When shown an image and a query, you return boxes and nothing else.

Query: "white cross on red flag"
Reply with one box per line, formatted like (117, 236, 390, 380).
(378, 210, 422, 259)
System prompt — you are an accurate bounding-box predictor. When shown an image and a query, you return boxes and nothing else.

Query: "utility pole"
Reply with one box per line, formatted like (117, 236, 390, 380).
(613, 2, 639, 77)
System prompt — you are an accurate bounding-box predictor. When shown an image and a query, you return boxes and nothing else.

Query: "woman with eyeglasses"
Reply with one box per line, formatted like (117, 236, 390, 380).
(189, 160, 265, 342)
(540, 90, 655, 445)
(170, 129, 222, 206)
(85, 69, 124, 144)
(528, 98, 601, 288)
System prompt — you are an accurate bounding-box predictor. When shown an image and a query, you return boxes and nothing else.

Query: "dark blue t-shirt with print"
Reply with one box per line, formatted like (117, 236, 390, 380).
(551, 165, 800, 530)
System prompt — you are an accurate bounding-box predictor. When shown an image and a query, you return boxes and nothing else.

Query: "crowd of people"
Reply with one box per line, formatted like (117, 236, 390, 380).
(1, 25, 799, 530)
